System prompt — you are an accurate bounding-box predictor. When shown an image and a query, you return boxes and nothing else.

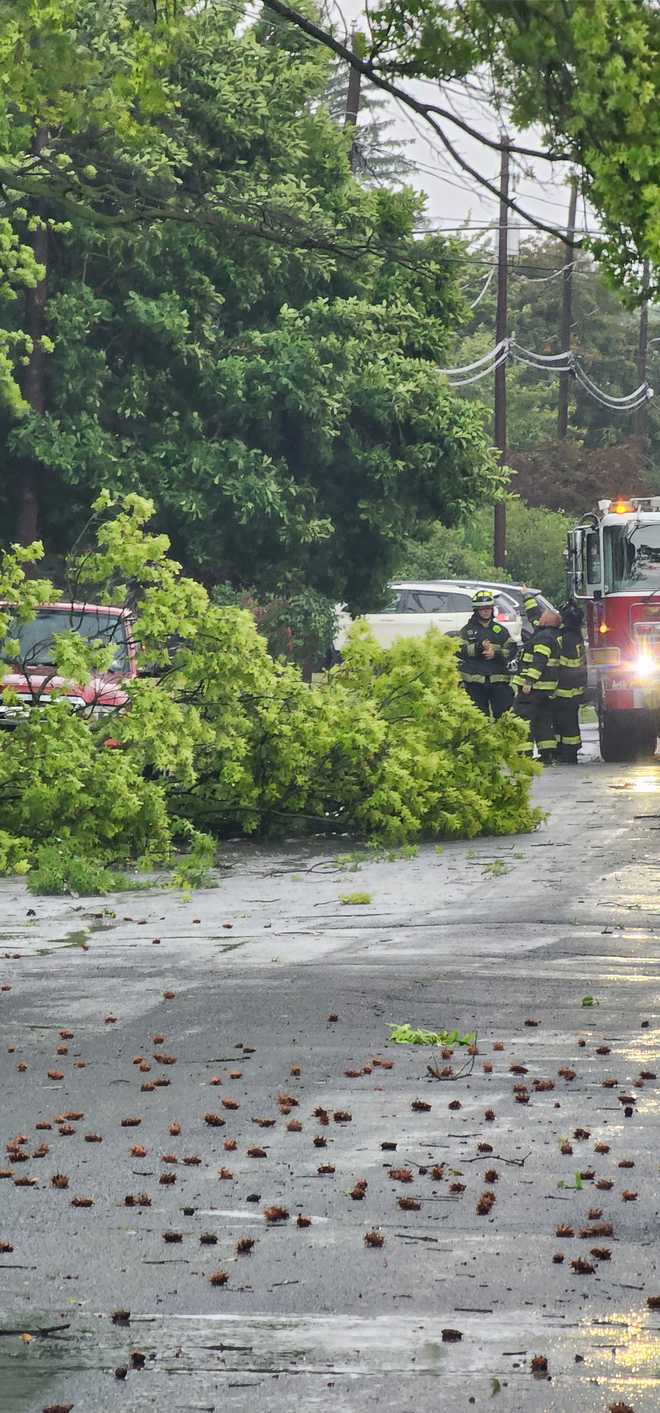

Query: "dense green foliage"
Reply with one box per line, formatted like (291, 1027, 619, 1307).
(212, 584, 338, 673)
(0, 495, 541, 888)
(3, 3, 656, 609)
(0, 2, 501, 611)
(396, 496, 571, 605)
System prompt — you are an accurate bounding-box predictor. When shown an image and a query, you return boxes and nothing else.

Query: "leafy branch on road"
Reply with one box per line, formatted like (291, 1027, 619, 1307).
(0, 496, 541, 890)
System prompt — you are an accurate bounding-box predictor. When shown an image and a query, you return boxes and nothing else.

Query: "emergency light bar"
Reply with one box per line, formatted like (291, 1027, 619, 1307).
(597, 496, 660, 514)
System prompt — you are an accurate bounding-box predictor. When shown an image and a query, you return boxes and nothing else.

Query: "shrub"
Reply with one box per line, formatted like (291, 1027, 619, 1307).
(211, 583, 337, 671)
(396, 495, 571, 604)
(26, 846, 134, 897)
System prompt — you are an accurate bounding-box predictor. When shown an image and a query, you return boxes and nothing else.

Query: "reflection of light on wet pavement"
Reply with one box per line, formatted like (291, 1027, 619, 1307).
(631, 773, 660, 794)
(580, 1307, 660, 1381)
(619, 1027, 660, 1066)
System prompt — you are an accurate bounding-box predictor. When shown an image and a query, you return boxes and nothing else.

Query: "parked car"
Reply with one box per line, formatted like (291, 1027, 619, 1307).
(0, 602, 136, 728)
(333, 581, 522, 654)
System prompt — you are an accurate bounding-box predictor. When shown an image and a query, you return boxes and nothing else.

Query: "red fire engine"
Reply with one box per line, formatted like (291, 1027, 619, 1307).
(567, 497, 660, 762)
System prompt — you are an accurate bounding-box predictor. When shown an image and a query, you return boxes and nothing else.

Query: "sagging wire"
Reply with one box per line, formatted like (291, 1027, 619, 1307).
(437, 339, 508, 377)
(468, 265, 496, 309)
(443, 348, 510, 387)
(512, 341, 574, 364)
(439, 338, 654, 411)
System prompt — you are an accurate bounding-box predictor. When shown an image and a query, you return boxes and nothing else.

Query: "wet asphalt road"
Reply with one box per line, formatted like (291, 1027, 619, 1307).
(0, 726, 659, 1413)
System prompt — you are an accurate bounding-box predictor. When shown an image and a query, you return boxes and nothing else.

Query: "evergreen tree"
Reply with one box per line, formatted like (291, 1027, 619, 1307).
(321, 60, 414, 186)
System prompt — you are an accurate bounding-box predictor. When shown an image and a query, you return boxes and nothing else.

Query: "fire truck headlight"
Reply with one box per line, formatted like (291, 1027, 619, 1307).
(633, 654, 656, 680)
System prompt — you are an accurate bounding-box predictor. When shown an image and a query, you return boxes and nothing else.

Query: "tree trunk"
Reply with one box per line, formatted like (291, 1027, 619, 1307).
(18, 128, 49, 545)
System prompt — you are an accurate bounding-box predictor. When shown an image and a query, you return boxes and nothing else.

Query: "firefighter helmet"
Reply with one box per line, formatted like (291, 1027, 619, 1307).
(522, 591, 544, 625)
(559, 598, 584, 628)
(472, 588, 495, 607)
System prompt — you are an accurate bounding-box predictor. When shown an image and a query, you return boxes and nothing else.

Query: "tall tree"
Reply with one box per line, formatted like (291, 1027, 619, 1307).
(0, 0, 181, 536)
(1, 5, 501, 611)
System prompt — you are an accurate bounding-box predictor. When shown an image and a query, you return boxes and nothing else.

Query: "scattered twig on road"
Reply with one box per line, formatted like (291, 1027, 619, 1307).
(142, 1259, 190, 1265)
(455, 1307, 493, 1314)
(0, 1324, 70, 1338)
(429, 1051, 474, 1079)
(462, 1151, 531, 1168)
(397, 1234, 440, 1243)
(447, 1133, 486, 1139)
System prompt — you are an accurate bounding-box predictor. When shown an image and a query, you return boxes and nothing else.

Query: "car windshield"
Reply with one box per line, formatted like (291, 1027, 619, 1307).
(492, 592, 513, 614)
(392, 589, 474, 613)
(606, 523, 660, 592)
(10, 609, 129, 671)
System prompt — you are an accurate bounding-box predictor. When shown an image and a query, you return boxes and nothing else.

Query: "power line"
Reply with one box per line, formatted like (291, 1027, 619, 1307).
(437, 337, 653, 412)
(438, 340, 509, 376)
(468, 265, 496, 308)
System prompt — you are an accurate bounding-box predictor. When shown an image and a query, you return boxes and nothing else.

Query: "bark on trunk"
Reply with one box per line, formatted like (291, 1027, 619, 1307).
(17, 127, 49, 546)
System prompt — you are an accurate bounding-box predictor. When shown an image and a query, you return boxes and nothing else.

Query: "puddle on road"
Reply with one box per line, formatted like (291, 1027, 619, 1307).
(630, 773, 660, 795)
(36, 928, 92, 956)
(618, 1028, 660, 1065)
(0, 1307, 657, 1395)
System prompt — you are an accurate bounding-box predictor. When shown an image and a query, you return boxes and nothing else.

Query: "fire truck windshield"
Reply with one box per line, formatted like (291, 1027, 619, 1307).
(606, 522, 660, 592)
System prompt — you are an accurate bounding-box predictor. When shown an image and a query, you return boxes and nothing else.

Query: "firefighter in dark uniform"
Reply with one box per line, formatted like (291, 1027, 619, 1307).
(512, 592, 560, 762)
(553, 600, 587, 763)
(458, 588, 516, 719)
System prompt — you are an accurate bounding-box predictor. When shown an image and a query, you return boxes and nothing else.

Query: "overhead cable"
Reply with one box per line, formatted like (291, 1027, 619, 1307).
(468, 265, 496, 309)
(512, 341, 574, 364)
(437, 339, 508, 376)
(444, 347, 510, 387)
(438, 338, 654, 410)
(573, 363, 650, 406)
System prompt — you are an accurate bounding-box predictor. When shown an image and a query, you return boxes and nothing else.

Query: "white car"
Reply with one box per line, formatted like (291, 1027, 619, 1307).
(334, 580, 522, 653)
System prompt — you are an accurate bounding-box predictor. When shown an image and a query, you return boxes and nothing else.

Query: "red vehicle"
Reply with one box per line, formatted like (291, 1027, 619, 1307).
(567, 497, 660, 761)
(0, 602, 136, 727)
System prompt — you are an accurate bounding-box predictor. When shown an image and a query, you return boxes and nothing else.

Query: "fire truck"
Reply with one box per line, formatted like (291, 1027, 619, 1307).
(567, 497, 660, 761)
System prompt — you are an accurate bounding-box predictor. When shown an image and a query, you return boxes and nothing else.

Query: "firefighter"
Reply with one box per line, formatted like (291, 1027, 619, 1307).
(512, 593, 561, 762)
(458, 588, 516, 719)
(553, 599, 587, 763)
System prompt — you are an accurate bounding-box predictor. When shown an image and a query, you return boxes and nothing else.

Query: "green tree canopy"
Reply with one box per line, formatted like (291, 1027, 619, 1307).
(2, 3, 502, 610)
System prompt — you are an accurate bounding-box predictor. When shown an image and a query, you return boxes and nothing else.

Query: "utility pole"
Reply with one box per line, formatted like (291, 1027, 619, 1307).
(343, 31, 363, 172)
(558, 175, 578, 440)
(493, 135, 510, 569)
(635, 259, 651, 441)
